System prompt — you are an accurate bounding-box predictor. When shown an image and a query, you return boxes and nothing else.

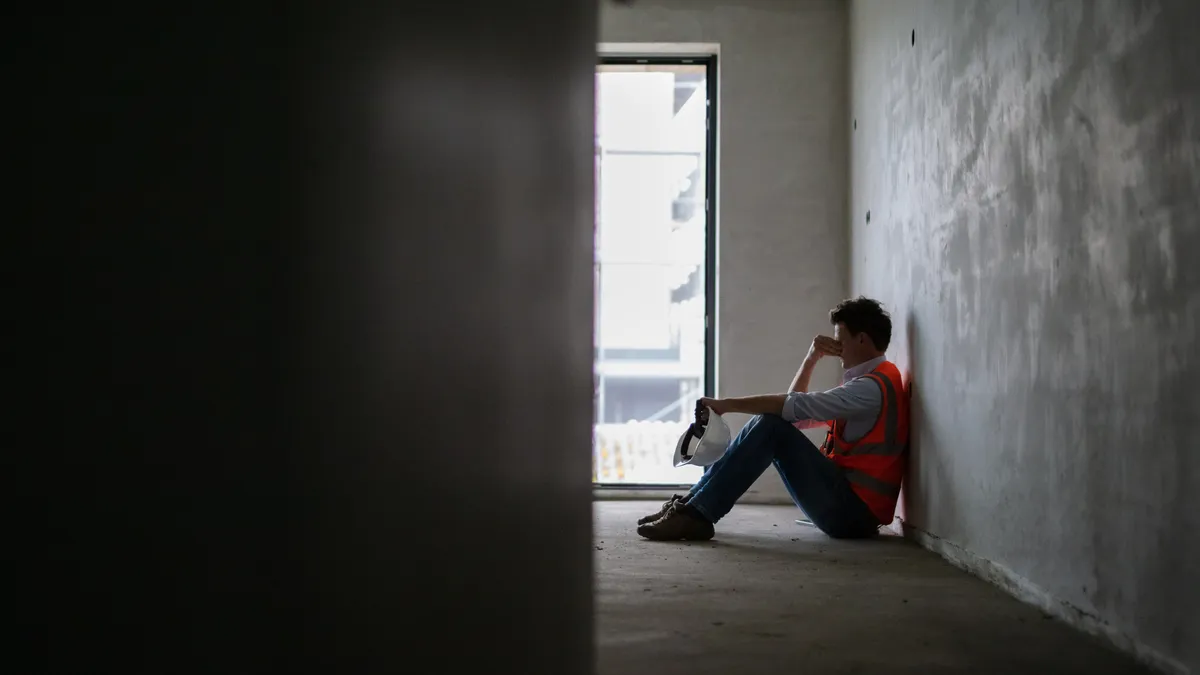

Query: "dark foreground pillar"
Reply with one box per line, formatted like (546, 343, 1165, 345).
(27, 2, 597, 672)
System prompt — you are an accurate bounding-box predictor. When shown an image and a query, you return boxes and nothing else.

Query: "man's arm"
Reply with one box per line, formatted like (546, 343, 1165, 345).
(700, 394, 789, 417)
(788, 335, 841, 393)
(787, 359, 817, 393)
(781, 376, 882, 423)
(699, 376, 881, 422)
(698, 335, 847, 419)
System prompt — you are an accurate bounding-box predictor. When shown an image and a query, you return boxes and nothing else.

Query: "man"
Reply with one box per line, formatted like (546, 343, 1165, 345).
(637, 297, 908, 541)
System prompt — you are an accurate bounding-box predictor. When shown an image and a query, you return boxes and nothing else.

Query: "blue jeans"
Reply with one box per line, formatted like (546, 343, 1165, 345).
(687, 414, 880, 539)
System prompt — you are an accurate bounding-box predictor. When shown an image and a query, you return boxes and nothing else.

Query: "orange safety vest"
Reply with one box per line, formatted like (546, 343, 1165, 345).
(820, 360, 908, 525)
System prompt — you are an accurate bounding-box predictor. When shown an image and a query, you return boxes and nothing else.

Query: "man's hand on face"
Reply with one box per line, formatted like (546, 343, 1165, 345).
(806, 334, 842, 362)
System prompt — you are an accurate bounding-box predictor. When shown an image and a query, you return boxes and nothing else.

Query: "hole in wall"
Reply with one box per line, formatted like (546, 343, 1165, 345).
(853, 118, 857, 130)
(866, 210, 871, 224)
(911, 29, 915, 46)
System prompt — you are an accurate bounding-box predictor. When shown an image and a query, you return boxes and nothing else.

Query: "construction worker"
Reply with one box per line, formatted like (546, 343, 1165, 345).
(637, 297, 908, 541)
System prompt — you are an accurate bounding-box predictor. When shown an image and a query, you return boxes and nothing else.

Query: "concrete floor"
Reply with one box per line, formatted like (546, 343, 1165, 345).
(595, 501, 1150, 675)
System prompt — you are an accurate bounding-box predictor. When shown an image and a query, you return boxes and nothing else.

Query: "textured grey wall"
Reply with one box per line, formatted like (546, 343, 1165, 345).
(850, 1, 1200, 671)
(601, 0, 849, 502)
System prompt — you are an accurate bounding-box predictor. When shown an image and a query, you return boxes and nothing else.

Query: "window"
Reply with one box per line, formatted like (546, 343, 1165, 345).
(593, 56, 716, 486)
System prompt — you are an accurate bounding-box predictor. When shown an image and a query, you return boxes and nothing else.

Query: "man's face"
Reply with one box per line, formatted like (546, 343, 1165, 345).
(833, 322, 868, 368)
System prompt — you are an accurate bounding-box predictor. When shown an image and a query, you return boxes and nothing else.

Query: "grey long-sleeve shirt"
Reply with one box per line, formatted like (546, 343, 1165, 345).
(781, 355, 886, 443)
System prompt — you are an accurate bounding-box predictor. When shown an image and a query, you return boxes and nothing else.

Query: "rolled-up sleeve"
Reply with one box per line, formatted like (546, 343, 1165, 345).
(782, 376, 883, 423)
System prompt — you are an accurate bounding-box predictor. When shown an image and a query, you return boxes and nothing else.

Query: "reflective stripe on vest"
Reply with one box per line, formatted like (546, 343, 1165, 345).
(844, 468, 901, 497)
(863, 372, 900, 455)
(842, 441, 904, 457)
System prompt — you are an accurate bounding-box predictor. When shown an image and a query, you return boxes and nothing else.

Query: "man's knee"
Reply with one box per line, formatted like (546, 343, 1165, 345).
(749, 413, 792, 432)
(734, 414, 795, 448)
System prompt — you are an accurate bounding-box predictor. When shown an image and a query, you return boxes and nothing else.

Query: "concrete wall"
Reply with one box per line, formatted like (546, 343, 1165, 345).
(601, 0, 849, 502)
(849, 1, 1200, 672)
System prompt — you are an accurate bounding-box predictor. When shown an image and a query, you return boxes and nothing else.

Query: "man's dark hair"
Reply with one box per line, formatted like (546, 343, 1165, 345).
(829, 297, 891, 351)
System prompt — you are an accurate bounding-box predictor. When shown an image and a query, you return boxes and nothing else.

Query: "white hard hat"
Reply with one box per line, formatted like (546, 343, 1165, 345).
(672, 407, 731, 467)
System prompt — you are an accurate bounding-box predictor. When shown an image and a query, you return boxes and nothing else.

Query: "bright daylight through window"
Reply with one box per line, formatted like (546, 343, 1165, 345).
(593, 59, 713, 485)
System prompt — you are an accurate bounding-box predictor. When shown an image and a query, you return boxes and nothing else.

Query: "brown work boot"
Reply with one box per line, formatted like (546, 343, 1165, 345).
(637, 502, 714, 541)
(637, 494, 688, 525)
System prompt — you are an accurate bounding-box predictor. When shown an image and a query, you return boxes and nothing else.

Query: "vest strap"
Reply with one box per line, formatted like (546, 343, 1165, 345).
(868, 373, 899, 448)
